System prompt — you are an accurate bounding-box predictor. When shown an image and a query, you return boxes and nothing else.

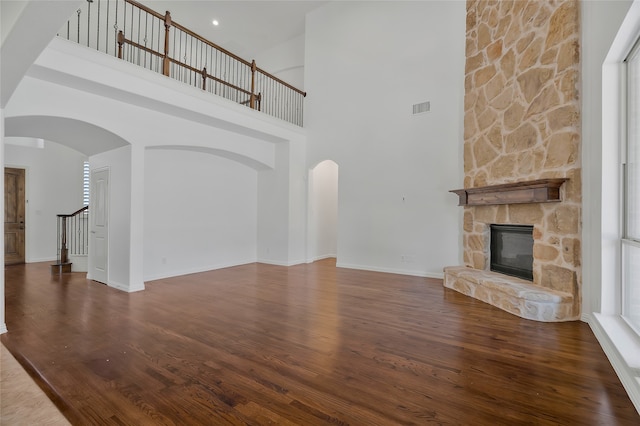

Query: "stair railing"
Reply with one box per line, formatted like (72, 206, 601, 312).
(59, 0, 306, 126)
(56, 206, 89, 265)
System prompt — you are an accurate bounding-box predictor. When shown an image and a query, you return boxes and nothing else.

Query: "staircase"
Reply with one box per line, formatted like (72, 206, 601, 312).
(51, 206, 89, 274)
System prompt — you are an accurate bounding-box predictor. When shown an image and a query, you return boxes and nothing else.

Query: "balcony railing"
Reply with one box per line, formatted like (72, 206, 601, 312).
(59, 0, 306, 126)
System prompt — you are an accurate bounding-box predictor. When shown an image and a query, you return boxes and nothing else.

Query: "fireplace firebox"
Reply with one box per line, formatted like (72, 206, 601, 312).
(490, 224, 534, 281)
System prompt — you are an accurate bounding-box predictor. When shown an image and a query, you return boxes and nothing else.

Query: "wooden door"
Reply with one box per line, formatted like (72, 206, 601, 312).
(5, 167, 26, 265)
(89, 168, 108, 284)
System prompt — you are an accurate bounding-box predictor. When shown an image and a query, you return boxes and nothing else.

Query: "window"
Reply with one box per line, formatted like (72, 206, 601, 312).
(623, 38, 640, 334)
(83, 161, 90, 207)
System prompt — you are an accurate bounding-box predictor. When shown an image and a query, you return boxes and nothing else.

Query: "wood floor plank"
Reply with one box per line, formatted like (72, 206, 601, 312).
(1, 259, 638, 425)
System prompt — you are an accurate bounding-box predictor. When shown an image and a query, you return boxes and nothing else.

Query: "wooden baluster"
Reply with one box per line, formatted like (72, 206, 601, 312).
(163, 11, 172, 76)
(60, 217, 68, 264)
(202, 67, 207, 91)
(250, 60, 256, 109)
(117, 30, 124, 59)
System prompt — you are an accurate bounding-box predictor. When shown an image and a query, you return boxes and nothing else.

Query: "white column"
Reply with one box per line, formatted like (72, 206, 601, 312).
(128, 144, 145, 292)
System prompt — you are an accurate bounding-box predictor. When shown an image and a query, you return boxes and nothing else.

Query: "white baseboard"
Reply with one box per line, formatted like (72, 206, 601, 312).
(256, 258, 306, 267)
(257, 258, 289, 266)
(336, 262, 445, 279)
(143, 258, 445, 281)
(0, 323, 7, 334)
(589, 313, 640, 415)
(107, 280, 145, 293)
(125, 283, 145, 293)
(106, 281, 126, 291)
(26, 257, 57, 263)
(307, 254, 337, 263)
(143, 259, 256, 282)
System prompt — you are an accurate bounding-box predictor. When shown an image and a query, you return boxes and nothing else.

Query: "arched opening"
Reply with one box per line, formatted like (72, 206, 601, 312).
(308, 160, 338, 263)
(5, 115, 130, 156)
(3, 115, 132, 286)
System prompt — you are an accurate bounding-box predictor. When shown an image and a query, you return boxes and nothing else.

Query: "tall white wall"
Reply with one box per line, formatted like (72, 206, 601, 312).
(143, 148, 258, 281)
(1, 1, 28, 45)
(253, 34, 306, 90)
(304, 1, 466, 277)
(5, 139, 86, 262)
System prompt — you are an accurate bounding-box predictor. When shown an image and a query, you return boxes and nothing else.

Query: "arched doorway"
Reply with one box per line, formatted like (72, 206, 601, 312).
(308, 160, 338, 263)
(4, 115, 131, 286)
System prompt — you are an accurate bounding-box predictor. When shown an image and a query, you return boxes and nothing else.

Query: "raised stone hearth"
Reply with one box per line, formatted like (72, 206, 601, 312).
(444, 266, 574, 322)
(446, 0, 582, 322)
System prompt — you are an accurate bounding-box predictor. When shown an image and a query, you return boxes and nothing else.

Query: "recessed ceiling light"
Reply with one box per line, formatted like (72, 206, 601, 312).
(212, 19, 219, 26)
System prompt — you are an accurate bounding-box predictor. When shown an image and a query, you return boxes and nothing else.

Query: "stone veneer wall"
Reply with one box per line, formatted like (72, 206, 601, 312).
(461, 0, 581, 317)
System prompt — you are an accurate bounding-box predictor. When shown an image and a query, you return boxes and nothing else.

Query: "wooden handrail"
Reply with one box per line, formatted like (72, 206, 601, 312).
(124, 0, 165, 20)
(166, 57, 254, 96)
(57, 206, 89, 218)
(118, 32, 253, 96)
(202, 71, 253, 96)
(255, 66, 306, 96)
(110, 0, 306, 124)
(123, 1, 252, 69)
(122, 37, 163, 58)
(121, 0, 306, 96)
(170, 20, 252, 67)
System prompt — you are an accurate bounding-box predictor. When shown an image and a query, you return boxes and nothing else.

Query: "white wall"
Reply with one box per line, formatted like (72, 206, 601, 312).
(0, 0, 83, 107)
(0, 1, 28, 45)
(254, 34, 306, 90)
(143, 148, 258, 281)
(304, 1, 466, 277)
(5, 139, 86, 262)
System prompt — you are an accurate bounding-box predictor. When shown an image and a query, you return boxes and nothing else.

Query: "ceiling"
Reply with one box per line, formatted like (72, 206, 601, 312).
(142, 1, 328, 60)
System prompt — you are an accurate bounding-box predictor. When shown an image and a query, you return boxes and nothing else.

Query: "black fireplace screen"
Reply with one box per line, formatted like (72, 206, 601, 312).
(490, 224, 534, 281)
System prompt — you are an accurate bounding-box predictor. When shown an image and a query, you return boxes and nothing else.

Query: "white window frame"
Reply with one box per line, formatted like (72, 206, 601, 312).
(622, 38, 640, 335)
(590, 0, 640, 414)
(83, 160, 90, 208)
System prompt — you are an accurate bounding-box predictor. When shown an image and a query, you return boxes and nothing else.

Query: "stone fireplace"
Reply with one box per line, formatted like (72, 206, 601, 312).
(443, 0, 581, 322)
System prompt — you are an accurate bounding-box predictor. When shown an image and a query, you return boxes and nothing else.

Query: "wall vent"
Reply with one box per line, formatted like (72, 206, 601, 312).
(412, 101, 430, 115)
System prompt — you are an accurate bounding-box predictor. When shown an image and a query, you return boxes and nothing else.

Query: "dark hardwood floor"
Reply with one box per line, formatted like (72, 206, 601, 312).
(1, 259, 638, 425)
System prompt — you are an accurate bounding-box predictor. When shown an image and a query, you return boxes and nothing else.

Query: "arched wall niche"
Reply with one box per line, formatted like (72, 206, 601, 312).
(308, 159, 338, 263)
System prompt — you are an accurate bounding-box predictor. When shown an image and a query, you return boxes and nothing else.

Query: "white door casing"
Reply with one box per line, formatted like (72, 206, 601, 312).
(89, 168, 109, 284)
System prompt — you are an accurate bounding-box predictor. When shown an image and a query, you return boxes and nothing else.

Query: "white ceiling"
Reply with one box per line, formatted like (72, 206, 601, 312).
(142, 1, 327, 60)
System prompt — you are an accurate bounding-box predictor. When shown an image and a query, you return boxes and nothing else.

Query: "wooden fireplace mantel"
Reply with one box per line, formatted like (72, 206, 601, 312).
(449, 178, 568, 206)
